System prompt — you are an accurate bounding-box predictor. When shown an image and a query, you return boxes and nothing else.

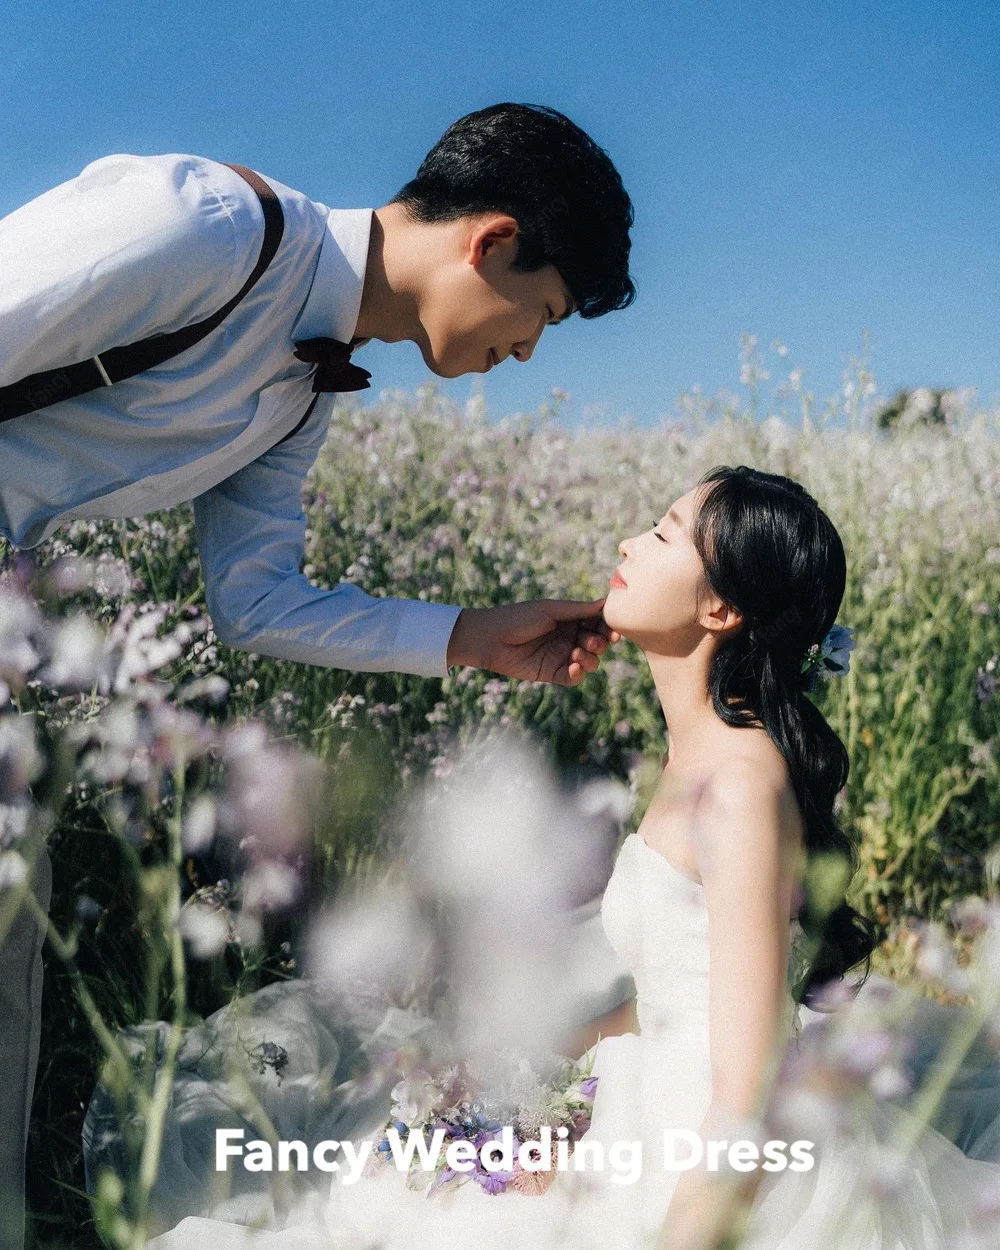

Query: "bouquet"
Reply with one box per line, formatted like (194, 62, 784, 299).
(370, 1048, 599, 1197)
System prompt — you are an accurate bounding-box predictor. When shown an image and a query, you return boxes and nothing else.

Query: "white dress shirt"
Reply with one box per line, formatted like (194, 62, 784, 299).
(0, 153, 462, 678)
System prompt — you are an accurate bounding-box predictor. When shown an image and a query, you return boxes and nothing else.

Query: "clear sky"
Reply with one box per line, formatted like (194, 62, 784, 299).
(3, 0, 999, 426)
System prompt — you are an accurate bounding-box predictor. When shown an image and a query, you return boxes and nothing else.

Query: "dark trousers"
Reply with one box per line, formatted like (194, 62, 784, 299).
(0, 843, 51, 1250)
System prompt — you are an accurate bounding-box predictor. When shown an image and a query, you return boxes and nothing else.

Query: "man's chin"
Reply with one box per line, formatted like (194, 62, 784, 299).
(426, 359, 466, 379)
(418, 343, 474, 379)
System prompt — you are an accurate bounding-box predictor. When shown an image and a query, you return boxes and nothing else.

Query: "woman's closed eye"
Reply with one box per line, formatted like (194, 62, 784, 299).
(653, 527, 668, 543)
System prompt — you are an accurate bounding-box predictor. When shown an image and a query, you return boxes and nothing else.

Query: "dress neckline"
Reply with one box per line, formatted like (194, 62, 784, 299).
(631, 834, 805, 930)
(632, 833, 704, 889)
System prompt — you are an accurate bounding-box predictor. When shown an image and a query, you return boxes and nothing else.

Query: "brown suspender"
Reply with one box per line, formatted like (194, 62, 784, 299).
(0, 162, 285, 424)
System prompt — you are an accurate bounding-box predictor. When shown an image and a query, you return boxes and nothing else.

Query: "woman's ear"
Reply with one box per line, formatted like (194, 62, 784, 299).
(701, 596, 743, 638)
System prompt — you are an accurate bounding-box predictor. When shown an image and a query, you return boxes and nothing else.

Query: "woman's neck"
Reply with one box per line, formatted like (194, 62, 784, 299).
(644, 645, 720, 765)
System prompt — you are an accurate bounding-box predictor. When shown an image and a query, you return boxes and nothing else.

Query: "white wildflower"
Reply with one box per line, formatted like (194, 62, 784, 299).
(390, 1071, 441, 1127)
(182, 795, 217, 855)
(0, 849, 28, 889)
(869, 1063, 912, 1101)
(0, 591, 41, 684)
(178, 902, 230, 959)
(40, 614, 105, 689)
(0, 716, 43, 801)
(241, 861, 301, 914)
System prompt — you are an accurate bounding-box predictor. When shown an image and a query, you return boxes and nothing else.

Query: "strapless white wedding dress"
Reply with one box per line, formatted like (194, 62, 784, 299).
(147, 833, 1000, 1250)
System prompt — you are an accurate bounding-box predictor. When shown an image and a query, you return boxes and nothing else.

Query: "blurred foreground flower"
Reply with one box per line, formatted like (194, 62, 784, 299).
(308, 723, 625, 1077)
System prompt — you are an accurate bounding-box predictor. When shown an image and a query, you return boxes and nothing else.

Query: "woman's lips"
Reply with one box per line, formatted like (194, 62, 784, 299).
(610, 570, 627, 589)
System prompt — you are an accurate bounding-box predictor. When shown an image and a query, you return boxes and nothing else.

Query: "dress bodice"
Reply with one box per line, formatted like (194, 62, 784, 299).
(601, 833, 803, 1046)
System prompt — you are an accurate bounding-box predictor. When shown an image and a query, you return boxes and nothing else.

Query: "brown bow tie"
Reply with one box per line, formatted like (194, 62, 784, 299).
(293, 337, 372, 393)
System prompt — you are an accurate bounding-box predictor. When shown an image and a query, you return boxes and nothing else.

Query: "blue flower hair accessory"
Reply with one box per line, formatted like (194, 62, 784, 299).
(801, 624, 855, 691)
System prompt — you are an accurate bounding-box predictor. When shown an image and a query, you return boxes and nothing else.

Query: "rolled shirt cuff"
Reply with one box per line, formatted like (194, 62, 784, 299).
(391, 599, 464, 679)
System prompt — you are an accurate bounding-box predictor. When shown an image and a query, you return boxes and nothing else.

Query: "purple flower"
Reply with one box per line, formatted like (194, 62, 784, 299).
(474, 1169, 513, 1195)
(570, 1110, 591, 1139)
(580, 1076, 599, 1100)
(469, 1128, 517, 1193)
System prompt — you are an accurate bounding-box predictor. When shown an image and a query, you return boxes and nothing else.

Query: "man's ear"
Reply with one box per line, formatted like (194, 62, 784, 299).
(466, 215, 520, 267)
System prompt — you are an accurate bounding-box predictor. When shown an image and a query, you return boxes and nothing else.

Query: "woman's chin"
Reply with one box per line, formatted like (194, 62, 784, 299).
(601, 606, 629, 637)
(603, 617, 646, 652)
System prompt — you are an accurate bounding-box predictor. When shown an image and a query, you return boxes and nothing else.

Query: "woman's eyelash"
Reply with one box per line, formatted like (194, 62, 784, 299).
(653, 528, 667, 542)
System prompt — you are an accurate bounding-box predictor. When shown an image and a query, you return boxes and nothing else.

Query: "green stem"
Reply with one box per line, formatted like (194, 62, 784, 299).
(130, 759, 189, 1249)
(19, 887, 135, 1096)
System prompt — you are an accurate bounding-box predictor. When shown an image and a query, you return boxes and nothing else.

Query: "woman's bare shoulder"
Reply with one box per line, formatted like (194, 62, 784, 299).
(686, 735, 805, 889)
(678, 725, 786, 804)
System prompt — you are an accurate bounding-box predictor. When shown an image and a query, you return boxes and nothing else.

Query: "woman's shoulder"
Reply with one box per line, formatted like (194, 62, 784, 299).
(688, 736, 805, 876)
(645, 735, 802, 890)
(700, 724, 795, 803)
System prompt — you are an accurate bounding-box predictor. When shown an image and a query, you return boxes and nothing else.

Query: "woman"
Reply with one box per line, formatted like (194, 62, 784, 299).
(147, 466, 1000, 1249)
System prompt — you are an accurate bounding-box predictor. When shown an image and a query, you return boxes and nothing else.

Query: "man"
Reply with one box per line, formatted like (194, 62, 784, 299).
(0, 102, 634, 1248)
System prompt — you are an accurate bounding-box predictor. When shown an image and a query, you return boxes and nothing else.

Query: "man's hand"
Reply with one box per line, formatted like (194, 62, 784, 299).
(445, 599, 622, 686)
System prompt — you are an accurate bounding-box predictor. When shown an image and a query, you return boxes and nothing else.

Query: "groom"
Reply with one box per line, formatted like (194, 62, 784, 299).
(0, 102, 634, 1248)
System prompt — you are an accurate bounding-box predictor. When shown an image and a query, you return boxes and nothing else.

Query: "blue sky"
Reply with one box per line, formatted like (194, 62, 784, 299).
(3, 0, 999, 425)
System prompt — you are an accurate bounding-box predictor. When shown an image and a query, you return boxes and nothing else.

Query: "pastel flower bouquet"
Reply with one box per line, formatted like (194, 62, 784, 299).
(370, 1048, 599, 1198)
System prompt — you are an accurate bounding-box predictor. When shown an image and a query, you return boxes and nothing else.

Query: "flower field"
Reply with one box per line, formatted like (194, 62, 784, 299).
(3, 343, 1000, 1247)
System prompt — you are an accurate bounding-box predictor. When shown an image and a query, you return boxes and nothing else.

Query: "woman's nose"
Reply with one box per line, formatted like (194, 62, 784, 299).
(618, 538, 629, 557)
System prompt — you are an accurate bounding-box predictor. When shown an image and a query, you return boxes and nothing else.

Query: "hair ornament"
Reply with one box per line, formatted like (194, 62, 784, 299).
(801, 624, 855, 691)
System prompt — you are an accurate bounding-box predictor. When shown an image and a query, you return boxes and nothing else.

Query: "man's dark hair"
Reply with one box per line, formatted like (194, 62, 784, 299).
(391, 103, 635, 319)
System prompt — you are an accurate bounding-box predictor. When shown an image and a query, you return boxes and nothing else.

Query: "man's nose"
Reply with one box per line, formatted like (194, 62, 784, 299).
(511, 320, 546, 363)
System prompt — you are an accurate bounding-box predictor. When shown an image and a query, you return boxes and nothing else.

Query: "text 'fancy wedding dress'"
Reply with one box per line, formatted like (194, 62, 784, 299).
(147, 833, 1000, 1250)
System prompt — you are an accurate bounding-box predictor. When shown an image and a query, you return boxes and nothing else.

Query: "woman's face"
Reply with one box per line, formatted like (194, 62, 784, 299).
(603, 486, 724, 654)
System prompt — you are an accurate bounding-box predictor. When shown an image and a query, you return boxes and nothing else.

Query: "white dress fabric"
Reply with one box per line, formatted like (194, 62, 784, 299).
(146, 834, 1000, 1250)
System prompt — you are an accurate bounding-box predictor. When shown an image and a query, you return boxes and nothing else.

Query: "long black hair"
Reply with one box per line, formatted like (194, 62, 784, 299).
(690, 465, 878, 1007)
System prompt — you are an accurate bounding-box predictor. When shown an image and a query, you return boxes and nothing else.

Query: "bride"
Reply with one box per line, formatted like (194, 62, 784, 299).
(145, 464, 1000, 1250)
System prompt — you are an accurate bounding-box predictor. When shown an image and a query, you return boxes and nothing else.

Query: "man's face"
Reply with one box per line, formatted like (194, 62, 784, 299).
(414, 215, 575, 378)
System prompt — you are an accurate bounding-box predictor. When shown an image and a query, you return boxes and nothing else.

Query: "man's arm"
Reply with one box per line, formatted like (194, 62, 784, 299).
(192, 399, 463, 678)
(0, 153, 260, 387)
(194, 408, 620, 683)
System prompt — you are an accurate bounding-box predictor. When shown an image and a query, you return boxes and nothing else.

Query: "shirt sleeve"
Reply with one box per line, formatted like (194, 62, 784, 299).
(191, 398, 465, 679)
(0, 153, 261, 387)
